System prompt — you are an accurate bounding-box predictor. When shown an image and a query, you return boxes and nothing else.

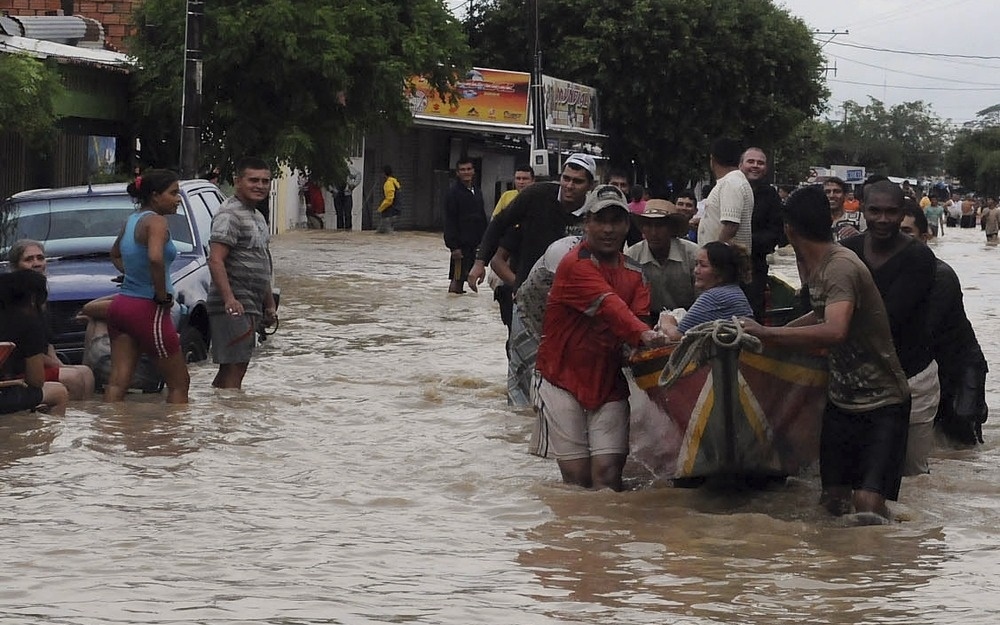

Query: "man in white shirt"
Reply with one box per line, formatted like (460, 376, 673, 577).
(698, 138, 754, 254)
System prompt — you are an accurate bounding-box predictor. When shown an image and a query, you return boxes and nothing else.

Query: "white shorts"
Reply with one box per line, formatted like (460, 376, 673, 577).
(903, 360, 940, 476)
(533, 376, 629, 461)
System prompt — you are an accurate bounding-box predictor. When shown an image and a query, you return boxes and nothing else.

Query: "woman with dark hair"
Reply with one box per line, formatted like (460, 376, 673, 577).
(0, 269, 70, 415)
(105, 169, 190, 403)
(7, 239, 96, 399)
(660, 241, 753, 340)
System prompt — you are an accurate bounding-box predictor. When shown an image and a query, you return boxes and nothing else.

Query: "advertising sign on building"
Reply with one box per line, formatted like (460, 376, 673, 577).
(407, 68, 530, 125)
(542, 75, 599, 133)
(831, 165, 867, 184)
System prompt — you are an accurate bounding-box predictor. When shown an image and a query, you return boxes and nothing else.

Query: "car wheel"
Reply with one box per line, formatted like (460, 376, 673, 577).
(180, 325, 209, 363)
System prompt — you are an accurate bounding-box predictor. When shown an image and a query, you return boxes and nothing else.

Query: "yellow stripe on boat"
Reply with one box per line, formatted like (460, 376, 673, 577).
(740, 351, 828, 388)
(738, 373, 771, 445)
(678, 372, 715, 475)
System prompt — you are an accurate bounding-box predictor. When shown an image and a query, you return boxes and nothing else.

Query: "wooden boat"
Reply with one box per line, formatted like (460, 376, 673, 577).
(627, 321, 828, 482)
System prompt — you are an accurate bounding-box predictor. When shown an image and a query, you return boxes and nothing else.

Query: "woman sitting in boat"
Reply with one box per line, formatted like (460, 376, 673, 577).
(659, 241, 753, 340)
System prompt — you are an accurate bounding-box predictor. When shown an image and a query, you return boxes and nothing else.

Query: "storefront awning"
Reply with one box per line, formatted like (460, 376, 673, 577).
(413, 114, 532, 136)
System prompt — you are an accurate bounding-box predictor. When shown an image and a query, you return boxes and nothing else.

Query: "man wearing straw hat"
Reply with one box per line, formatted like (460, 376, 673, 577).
(625, 199, 698, 318)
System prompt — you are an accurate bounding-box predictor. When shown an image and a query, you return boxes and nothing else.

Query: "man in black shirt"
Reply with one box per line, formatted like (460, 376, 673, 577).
(467, 153, 596, 292)
(739, 147, 784, 320)
(900, 205, 988, 445)
(841, 181, 938, 475)
(443, 157, 487, 294)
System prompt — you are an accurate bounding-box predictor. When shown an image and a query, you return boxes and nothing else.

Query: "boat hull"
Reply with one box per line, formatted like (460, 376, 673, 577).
(628, 343, 828, 481)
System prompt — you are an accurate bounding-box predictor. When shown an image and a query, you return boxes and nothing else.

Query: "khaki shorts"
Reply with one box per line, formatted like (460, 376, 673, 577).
(210, 313, 259, 364)
(533, 376, 629, 461)
(903, 360, 940, 476)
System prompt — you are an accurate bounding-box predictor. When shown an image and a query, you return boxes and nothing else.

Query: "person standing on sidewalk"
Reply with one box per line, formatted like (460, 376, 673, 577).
(377, 165, 401, 234)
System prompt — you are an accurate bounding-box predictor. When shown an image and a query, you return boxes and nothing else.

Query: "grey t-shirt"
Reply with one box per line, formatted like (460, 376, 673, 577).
(208, 196, 272, 316)
(809, 246, 909, 411)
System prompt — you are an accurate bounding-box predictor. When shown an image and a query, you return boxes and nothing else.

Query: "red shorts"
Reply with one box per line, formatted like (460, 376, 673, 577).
(107, 294, 181, 359)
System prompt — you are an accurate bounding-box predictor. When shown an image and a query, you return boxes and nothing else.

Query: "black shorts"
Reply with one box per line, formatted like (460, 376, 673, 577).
(820, 400, 910, 501)
(0, 384, 44, 415)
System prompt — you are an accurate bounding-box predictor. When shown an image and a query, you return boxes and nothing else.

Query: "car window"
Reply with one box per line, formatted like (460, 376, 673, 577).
(1, 194, 195, 256)
(188, 191, 220, 251)
(165, 206, 195, 252)
(2, 196, 134, 256)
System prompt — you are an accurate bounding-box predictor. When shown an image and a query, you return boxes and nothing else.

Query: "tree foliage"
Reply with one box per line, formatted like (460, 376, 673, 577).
(128, 0, 470, 182)
(0, 53, 63, 146)
(960, 103, 1000, 130)
(946, 128, 1000, 197)
(821, 98, 951, 177)
(771, 118, 829, 185)
(467, 0, 827, 184)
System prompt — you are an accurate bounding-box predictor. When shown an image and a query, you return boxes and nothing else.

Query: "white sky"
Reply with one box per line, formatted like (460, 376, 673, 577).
(778, 0, 1000, 125)
(448, 0, 1000, 126)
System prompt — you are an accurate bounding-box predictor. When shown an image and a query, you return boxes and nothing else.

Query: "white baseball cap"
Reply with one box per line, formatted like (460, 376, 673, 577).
(564, 153, 597, 180)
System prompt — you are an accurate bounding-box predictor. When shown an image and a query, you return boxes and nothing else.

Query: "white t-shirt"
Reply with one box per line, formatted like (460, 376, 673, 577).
(697, 169, 754, 253)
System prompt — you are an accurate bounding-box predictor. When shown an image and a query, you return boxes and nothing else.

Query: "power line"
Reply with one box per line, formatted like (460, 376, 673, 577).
(841, 0, 976, 33)
(829, 78, 1000, 92)
(827, 39, 1000, 61)
(825, 52, 1000, 87)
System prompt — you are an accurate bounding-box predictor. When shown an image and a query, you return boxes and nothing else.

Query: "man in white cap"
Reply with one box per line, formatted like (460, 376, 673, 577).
(625, 199, 699, 317)
(467, 153, 596, 293)
(534, 184, 668, 491)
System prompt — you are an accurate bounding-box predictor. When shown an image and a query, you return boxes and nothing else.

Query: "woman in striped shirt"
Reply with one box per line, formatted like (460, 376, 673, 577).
(660, 241, 753, 340)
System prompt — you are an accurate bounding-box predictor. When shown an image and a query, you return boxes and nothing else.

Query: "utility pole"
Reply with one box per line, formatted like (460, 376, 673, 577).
(179, 0, 204, 178)
(812, 29, 848, 78)
(529, 0, 548, 176)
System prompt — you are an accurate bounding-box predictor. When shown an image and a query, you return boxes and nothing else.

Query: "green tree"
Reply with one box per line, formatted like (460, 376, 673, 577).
(822, 98, 951, 177)
(467, 0, 827, 184)
(128, 0, 469, 182)
(962, 103, 1000, 130)
(772, 117, 829, 185)
(0, 53, 63, 146)
(946, 127, 1000, 197)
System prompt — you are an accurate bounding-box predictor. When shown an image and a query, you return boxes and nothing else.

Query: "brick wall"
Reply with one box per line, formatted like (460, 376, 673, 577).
(0, 0, 142, 50)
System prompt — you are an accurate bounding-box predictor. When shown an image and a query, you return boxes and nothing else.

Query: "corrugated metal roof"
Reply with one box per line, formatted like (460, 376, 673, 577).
(0, 15, 107, 49)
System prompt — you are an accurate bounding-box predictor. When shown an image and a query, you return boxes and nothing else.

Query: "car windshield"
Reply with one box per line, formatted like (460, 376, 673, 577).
(1, 194, 195, 257)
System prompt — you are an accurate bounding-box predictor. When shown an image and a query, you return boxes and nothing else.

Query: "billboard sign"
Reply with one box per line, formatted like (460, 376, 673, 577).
(407, 68, 530, 125)
(542, 75, 599, 133)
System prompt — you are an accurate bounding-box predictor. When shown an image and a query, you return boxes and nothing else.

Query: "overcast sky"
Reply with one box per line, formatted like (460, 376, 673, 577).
(778, 0, 1000, 126)
(448, 0, 1000, 126)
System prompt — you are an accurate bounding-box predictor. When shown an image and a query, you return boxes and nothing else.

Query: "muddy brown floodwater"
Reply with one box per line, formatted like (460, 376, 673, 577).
(2, 227, 999, 624)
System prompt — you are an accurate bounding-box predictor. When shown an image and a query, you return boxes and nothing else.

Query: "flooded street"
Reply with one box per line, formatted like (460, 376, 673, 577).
(2, 226, 999, 624)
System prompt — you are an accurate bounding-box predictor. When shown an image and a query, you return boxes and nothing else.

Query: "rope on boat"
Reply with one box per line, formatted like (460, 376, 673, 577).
(658, 317, 762, 388)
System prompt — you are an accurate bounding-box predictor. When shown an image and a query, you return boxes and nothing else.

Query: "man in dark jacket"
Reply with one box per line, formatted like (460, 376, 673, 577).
(444, 157, 487, 294)
(739, 147, 784, 320)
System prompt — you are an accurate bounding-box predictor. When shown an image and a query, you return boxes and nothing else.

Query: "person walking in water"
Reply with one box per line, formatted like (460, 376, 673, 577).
(377, 165, 401, 234)
(534, 185, 668, 491)
(741, 186, 910, 524)
(208, 157, 278, 390)
(443, 157, 486, 294)
(105, 169, 190, 403)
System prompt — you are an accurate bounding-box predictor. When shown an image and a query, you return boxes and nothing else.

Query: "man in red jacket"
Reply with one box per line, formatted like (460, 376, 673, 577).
(534, 185, 667, 491)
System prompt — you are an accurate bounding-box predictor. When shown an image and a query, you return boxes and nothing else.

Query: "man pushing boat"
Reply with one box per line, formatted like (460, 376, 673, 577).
(533, 185, 668, 491)
(740, 186, 911, 524)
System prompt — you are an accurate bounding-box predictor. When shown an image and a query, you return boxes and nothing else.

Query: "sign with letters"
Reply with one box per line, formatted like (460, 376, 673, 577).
(407, 68, 530, 125)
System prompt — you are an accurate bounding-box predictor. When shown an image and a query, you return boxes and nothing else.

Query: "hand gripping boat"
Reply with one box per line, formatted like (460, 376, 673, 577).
(627, 319, 828, 482)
